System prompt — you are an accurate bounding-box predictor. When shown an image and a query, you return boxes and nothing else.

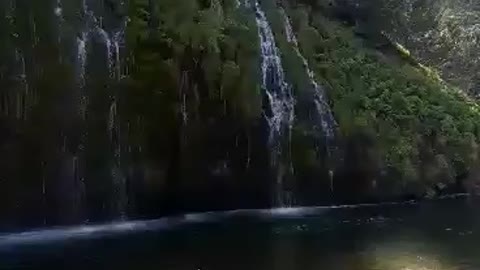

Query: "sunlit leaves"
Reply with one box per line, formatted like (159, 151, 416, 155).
(287, 4, 480, 189)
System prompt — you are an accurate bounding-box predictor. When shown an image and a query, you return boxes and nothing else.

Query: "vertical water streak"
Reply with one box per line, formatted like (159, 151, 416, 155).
(77, 0, 91, 120)
(111, 27, 125, 80)
(54, 0, 63, 27)
(253, 1, 295, 207)
(77, 33, 87, 88)
(109, 99, 127, 220)
(42, 163, 47, 225)
(179, 71, 189, 124)
(182, 94, 188, 124)
(76, 30, 88, 218)
(255, 3, 295, 141)
(54, 0, 62, 18)
(75, 0, 99, 222)
(108, 10, 128, 219)
(13, 49, 27, 120)
(54, 0, 63, 50)
(71, 155, 85, 214)
(113, 36, 121, 80)
(282, 9, 297, 45)
(281, 9, 338, 194)
(31, 15, 38, 47)
(96, 27, 112, 77)
(280, 9, 336, 140)
(108, 101, 116, 142)
(81, 0, 87, 14)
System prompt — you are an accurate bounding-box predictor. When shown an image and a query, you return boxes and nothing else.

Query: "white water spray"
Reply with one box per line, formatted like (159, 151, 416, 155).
(95, 27, 113, 75)
(253, 1, 295, 207)
(77, 33, 87, 87)
(54, 0, 62, 18)
(111, 28, 125, 80)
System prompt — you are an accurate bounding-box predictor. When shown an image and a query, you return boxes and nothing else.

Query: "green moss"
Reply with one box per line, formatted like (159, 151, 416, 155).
(125, 0, 480, 196)
(393, 42, 411, 58)
(284, 3, 480, 192)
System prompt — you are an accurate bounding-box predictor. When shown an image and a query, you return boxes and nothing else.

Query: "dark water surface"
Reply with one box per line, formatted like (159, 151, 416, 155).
(1, 197, 480, 270)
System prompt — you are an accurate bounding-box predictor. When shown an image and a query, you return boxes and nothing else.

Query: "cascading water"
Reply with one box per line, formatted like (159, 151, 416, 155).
(109, 100, 127, 219)
(112, 30, 123, 80)
(181, 93, 188, 124)
(0, 0, 129, 226)
(77, 35, 87, 88)
(13, 49, 28, 120)
(76, 33, 88, 121)
(253, 1, 296, 207)
(281, 9, 337, 192)
(54, 0, 63, 47)
(108, 11, 128, 220)
(76, 0, 128, 220)
(0, 0, 345, 229)
(54, 0, 62, 18)
(108, 27, 127, 216)
(280, 9, 336, 140)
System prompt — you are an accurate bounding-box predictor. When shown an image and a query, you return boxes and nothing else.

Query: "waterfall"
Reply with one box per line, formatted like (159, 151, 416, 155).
(76, 35, 87, 85)
(96, 27, 113, 74)
(77, 0, 128, 220)
(282, 9, 297, 45)
(109, 14, 128, 219)
(109, 100, 127, 219)
(112, 31, 122, 80)
(181, 93, 188, 124)
(73, 14, 89, 223)
(77, 33, 88, 121)
(281, 9, 337, 193)
(280, 9, 336, 140)
(0, 0, 136, 226)
(54, 0, 64, 55)
(54, 0, 62, 18)
(13, 49, 28, 120)
(253, 1, 295, 207)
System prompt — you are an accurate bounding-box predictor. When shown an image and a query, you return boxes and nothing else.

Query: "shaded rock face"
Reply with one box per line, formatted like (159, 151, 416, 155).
(0, 0, 133, 228)
(0, 0, 281, 229)
(332, 0, 480, 95)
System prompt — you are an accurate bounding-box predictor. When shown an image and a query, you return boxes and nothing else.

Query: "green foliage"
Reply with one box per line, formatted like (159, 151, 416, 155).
(284, 4, 480, 191)
(260, 0, 311, 95)
(125, 0, 263, 164)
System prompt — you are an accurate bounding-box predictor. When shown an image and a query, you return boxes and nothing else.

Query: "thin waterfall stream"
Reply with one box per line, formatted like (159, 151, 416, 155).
(73, 0, 128, 220)
(280, 8, 338, 192)
(253, 1, 295, 207)
(280, 8, 336, 142)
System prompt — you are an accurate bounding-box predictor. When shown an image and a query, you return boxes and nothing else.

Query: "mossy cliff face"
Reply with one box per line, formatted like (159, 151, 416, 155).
(328, 0, 480, 95)
(0, 0, 479, 228)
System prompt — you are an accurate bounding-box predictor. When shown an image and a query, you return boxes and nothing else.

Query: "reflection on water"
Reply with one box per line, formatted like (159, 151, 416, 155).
(367, 238, 455, 270)
(1, 197, 480, 269)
